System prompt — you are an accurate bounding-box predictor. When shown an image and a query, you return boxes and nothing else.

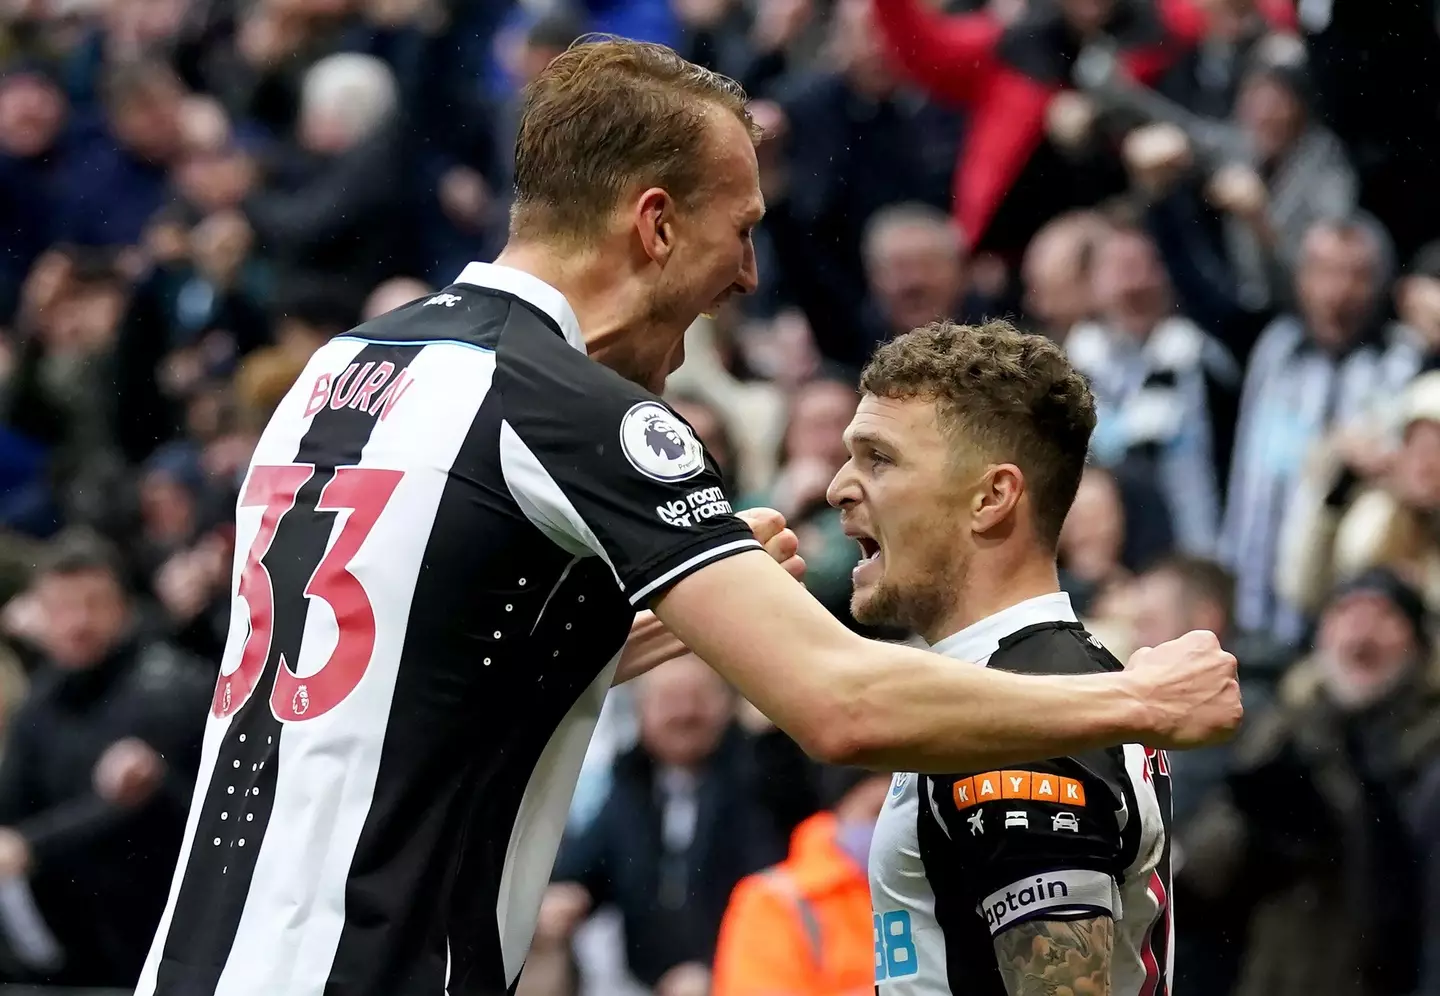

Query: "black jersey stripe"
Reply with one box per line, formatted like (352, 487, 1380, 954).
(153, 342, 424, 996)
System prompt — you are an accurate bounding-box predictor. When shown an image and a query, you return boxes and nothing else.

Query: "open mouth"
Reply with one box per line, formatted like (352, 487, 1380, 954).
(856, 536, 881, 563)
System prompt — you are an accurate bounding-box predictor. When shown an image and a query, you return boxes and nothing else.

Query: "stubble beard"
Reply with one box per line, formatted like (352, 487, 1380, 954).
(851, 560, 960, 641)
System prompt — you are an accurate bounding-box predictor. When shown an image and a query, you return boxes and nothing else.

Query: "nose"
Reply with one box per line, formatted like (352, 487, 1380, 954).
(826, 458, 858, 509)
(736, 242, 759, 296)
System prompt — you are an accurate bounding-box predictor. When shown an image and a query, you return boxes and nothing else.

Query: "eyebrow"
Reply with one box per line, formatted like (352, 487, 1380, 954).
(844, 429, 893, 453)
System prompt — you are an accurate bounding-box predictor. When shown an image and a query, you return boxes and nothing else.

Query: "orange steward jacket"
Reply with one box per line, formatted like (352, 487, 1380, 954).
(712, 813, 875, 996)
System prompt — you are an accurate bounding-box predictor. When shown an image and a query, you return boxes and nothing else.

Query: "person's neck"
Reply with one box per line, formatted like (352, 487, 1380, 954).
(493, 241, 634, 355)
(922, 554, 1063, 645)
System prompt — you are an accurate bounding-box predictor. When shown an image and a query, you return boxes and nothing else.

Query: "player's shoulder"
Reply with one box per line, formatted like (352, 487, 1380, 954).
(489, 300, 649, 409)
(486, 308, 710, 486)
(351, 281, 522, 351)
(988, 621, 1122, 678)
(947, 623, 1131, 795)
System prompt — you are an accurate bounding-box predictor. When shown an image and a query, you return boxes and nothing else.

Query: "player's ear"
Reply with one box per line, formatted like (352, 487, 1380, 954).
(972, 464, 1024, 533)
(635, 188, 677, 265)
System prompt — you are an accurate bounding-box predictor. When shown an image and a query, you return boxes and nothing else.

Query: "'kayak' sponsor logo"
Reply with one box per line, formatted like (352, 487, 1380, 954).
(954, 770, 1086, 809)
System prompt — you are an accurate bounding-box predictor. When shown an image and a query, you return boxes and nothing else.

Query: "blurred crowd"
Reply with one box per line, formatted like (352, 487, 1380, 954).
(2, 0, 1440, 993)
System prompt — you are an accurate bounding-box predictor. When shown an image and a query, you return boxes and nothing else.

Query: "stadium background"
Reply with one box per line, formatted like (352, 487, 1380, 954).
(2, 0, 1440, 993)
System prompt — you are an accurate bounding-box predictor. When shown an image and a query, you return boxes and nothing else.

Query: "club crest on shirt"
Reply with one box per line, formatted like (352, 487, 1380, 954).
(619, 402, 706, 483)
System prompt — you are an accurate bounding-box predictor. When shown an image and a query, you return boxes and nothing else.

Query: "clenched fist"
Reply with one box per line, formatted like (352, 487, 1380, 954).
(736, 506, 806, 581)
(1124, 630, 1242, 749)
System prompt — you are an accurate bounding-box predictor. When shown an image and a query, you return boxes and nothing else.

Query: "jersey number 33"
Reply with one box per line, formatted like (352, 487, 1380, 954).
(213, 463, 404, 723)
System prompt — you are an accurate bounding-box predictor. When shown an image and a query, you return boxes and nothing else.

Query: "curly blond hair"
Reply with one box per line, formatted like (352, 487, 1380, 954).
(860, 319, 1097, 546)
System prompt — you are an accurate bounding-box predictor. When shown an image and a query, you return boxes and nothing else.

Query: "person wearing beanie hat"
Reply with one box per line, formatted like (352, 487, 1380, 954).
(1180, 564, 1440, 996)
(1313, 567, 1431, 709)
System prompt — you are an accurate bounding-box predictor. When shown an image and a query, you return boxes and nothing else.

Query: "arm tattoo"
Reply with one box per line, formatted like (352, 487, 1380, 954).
(993, 915, 1113, 996)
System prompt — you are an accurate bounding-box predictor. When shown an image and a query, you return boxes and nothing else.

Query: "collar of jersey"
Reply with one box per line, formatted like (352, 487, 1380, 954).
(453, 262, 587, 354)
(927, 591, 1077, 665)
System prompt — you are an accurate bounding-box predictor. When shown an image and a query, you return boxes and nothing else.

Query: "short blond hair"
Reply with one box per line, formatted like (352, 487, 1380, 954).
(511, 36, 757, 243)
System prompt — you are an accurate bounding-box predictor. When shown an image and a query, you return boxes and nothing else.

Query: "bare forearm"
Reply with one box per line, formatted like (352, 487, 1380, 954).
(822, 641, 1149, 772)
(614, 611, 687, 686)
(652, 552, 1154, 772)
(994, 916, 1112, 996)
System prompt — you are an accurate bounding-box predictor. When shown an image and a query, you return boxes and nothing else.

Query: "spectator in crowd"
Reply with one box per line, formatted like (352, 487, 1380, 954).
(761, 377, 856, 523)
(0, 65, 70, 323)
(711, 767, 889, 996)
(1067, 216, 1240, 553)
(1130, 551, 1229, 979)
(859, 203, 988, 360)
(1097, 34, 1357, 311)
(1155, 0, 1289, 119)
(240, 51, 408, 307)
(539, 656, 786, 994)
(1059, 461, 1180, 627)
(673, 0, 817, 100)
(1181, 568, 1440, 996)
(665, 309, 790, 497)
(1219, 215, 1418, 643)
(1122, 554, 1289, 994)
(1020, 209, 1108, 339)
(111, 208, 267, 466)
(487, 10, 587, 224)
(1366, 241, 1440, 419)
(1128, 557, 1278, 812)
(754, 0, 959, 369)
(58, 59, 187, 252)
(0, 530, 211, 987)
(1058, 465, 1132, 620)
(870, 0, 1269, 260)
(749, 375, 860, 618)
(4, 248, 131, 534)
(1396, 242, 1440, 375)
(1279, 371, 1440, 616)
(668, 393, 737, 491)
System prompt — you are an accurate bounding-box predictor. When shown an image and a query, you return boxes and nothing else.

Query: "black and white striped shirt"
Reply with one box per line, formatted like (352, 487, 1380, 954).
(1217, 315, 1421, 640)
(1068, 317, 1240, 555)
(136, 263, 760, 996)
(870, 594, 1173, 996)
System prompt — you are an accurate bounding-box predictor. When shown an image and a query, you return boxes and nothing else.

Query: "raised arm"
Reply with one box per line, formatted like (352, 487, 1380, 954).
(650, 550, 1240, 772)
(495, 344, 1236, 769)
(871, 0, 1001, 107)
(615, 510, 805, 686)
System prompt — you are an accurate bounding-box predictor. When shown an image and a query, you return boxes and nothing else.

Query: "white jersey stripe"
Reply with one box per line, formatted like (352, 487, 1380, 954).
(133, 342, 359, 996)
(213, 343, 493, 995)
(498, 421, 613, 568)
(495, 651, 621, 985)
(627, 539, 761, 605)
